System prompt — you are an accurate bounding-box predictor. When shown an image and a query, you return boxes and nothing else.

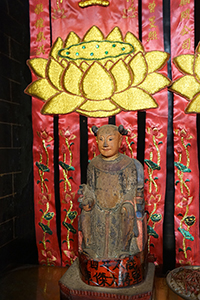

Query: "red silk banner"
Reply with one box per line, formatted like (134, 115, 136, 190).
(115, 0, 139, 159)
(29, 0, 61, 266)
(142, 0, 169, 266)
(170, 0, 200, 266)
(58, 113, 81, 266)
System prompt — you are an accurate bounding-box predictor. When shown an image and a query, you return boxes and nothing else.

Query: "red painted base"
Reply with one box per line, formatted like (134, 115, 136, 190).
(59, 259, 155, 300)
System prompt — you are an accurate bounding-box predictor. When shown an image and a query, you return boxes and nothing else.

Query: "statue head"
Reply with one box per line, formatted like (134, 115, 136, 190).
(92, 124, 127, 160)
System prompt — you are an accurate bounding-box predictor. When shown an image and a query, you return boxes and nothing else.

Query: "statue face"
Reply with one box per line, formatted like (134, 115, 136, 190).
(97, 126, 122, 160)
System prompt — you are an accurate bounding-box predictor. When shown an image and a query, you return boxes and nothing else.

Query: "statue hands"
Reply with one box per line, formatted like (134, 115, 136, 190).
(78, 184, 95, 211)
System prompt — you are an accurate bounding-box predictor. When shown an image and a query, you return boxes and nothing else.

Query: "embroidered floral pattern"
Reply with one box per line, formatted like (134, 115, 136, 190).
(25, 26, 170, 118)
(36, 130, 57, 266)
(170, 42, 200, 113)
(174, 128, 195, 263)
(59, 128, 78, 265)
(144, 126, 164, 264)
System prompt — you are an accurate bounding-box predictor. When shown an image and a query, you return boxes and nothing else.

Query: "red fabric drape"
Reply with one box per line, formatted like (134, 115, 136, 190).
(29, 0, 61, 266)
(170, 0, 200, 266)
(142, 0, 169, 266)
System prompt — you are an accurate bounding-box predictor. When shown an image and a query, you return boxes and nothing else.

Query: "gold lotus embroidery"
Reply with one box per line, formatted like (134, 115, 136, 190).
(170, 42, 200, 113)
(25, 26, 171, 118)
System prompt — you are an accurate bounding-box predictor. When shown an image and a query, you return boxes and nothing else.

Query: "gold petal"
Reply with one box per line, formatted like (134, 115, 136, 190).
(25, 79, 58, 101)
(104, 60, 114, 70)
(170, 75, 200, 100)
(173, 54, 194, 75)
(83, 26, 104, 41)
(41, 92, 84, 114)
(112, 88, 158, 110)
(110, 59, 132, 92)
(63, 62, 83, 95)
(125, 32, 144, 54)
(47, 58, 64, 90)
(106, 27, 123, 42)
(61, 59, 68, 68)
(186, 94, 200, 113)
(81, 62, 114, 100)
(145, 51, 169, 72)
(80, 61, 90, 72)
(79, 99, 117, 111)
(138, 73, 171, 94)
(194, 53, 200, 81)
(64, 31, 80, 48)
(129, 52, 147, 86)
(196, 42, 200, 53)
(27, 58, 47, 78)
(50, 37, 64, 61)
(77, 108, 120, 117)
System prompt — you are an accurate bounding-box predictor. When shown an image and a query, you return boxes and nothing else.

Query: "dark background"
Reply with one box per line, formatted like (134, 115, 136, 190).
(0, 0, 199, 275)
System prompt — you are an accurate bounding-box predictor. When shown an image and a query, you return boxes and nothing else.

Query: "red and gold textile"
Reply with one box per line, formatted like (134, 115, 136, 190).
(170, 0, 200, 266)
(29, 0, 61, 266)
(142, 0, 169, 266)
(27, 0, 200, 268)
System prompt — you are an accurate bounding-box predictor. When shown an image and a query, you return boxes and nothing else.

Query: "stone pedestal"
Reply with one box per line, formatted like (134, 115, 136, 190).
(59, 259, 155, 300)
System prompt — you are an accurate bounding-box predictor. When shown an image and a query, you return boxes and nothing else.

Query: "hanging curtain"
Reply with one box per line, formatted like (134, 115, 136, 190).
(27, 0, 200, 268)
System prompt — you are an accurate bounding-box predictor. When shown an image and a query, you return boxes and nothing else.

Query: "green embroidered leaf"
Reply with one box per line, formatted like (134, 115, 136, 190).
(185, 179, 190, 182)
(44, 212, 54, 221)
(186, 143, 191, 147)
(150, 243, 155, 248)
(69, 176, 73, 180)
(59, 179, 64, 183)
(130, 141, 134, 146)
(145, 179, 149, 183)
(174, 162, 191, 173)
(39, 222, 53, 235)
(63, 222, 77, 234)
(46, 145, 51, 147)
(178, 248, 184, 252)
(144, 159, 161, 170)
(186, 247, 192, 251)
(36, 162, 50, 172)
(178, 227, 194, 241)
(158, 141, 163, 145)
(154, 177, 158, 180)
(59, 161, 75, 171)
(69, 238, 74, 242)
(184, 215, 195, 226)
(175, 180, 179, 185)
(70, 142, 74, 146)
(40, 209, 43, 213)
(150, 213, 162, 223)
(37, 180, 40, 184)
(62, 240, 67, 244)
(67, 211, 77, 220)
(46, 240, 50, 243)
(177, 213, 183, 217)
(44, 178, 49, 182)
(147, 225, 158, 238)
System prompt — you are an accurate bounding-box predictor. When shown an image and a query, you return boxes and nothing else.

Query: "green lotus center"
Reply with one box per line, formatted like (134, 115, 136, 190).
(58, 40, 134, 61)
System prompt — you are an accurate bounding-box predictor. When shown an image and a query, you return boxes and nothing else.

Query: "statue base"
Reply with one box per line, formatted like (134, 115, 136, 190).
(59, 259, 155, 300)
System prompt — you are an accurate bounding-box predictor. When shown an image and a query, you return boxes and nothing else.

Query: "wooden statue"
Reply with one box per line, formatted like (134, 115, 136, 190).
(78, 125, 147, 288)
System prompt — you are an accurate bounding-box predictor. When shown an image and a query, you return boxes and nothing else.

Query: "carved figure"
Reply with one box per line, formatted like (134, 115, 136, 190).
(78, 125, 146, 261)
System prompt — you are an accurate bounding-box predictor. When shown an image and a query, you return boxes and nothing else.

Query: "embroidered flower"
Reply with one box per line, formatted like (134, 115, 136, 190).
(25, 26, 170, 118)
(177, 195, 193, 208)
(170, 42, 200, 113)
(37, 129, 53, 142)
(39, 192, 51, 205)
